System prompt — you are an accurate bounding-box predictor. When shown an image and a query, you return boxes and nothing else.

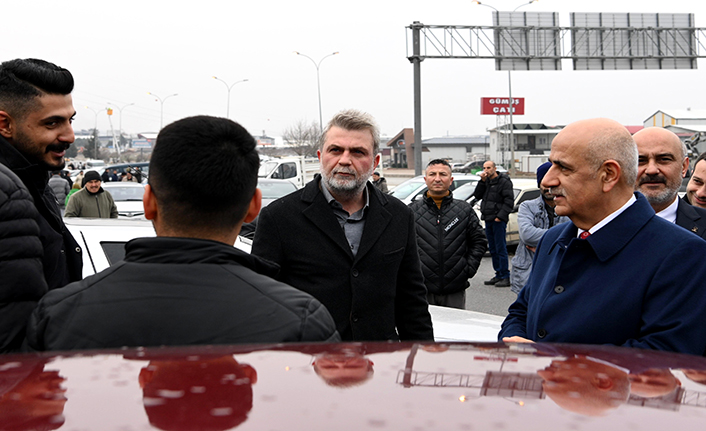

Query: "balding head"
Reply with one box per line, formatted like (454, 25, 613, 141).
(541, 118, 638, 230)
(633, 127, 689, 212)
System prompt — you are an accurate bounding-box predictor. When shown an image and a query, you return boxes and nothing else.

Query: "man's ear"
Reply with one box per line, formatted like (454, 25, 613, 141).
(600, 160, 622, 192)
(0, 111, 13, 139)
(143, 185, 158, 221)
(373, 153, 381, 170)
(243, 188, 262, 223)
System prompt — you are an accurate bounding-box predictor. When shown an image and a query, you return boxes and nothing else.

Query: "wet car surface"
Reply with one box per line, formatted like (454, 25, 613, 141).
(3, 342, 705, 430)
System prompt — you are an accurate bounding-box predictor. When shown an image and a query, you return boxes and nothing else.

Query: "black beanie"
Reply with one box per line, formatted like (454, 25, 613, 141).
(82, 170, 101, 187)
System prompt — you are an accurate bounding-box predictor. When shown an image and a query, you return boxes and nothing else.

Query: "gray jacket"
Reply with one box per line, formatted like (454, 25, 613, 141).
(48, 175, 70, 208)
(510, 196, 568, 294)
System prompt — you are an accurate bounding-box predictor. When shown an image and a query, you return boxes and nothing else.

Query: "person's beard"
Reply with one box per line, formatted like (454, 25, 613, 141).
(638, 173, 680, 207)
(13, 128, 68, 171)
(321, 164, 374, 201)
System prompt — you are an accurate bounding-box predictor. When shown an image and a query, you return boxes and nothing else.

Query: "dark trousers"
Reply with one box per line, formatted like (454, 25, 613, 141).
(427, 290, 466, 309)
(485, 220, 509, 279)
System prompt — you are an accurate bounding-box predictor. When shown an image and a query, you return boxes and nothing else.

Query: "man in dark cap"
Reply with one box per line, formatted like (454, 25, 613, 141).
(509, 162, 569, 295)
(371, 171, 388, 193)
(64, 170, 118, 218)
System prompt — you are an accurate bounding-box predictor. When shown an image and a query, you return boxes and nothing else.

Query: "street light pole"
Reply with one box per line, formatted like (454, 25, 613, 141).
(147, 92, 178, 130)
(512, 0, 538, 12)
(294, 51, 339, 134)
(85, 106, 103, 160)
(211, 77, 249, 119)
(107, 102, 135, 150)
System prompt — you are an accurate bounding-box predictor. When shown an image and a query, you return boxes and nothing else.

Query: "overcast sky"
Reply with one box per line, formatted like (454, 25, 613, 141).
(6, 0, 706, 139)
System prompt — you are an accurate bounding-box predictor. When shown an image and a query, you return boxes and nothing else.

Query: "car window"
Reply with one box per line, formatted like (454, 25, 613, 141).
(100, 241, 128, 265)
(389, 179, 425, 199)
(452, 182, 479, 201)
(516, 189, 541, 205)
(106, 186, 144, 201)
(258, 181, 297, 199)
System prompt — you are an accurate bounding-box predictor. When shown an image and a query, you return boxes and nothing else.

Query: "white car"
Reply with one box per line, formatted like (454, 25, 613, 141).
(388, 173, 481, 205)
(64, 218, 252, 279)
(452, 178, 541, 246)
(63, 217, 501, 342)
(101, 182, 146, 218)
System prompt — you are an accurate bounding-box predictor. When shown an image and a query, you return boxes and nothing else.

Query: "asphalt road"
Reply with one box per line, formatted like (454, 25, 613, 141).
(464, 254, 518, 317)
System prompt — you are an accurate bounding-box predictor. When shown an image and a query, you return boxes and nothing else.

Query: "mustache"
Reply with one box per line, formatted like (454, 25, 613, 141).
(332, 167, 356, 176)
(638, 174, 666, 185)
(549, 187, 565, 197)
(45, 143, 71, 153)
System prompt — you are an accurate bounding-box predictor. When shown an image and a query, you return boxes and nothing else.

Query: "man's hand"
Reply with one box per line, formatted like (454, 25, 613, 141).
(494, 217, 502, 223)
(502, 336, 534, 343)
(479, 171, 488, 181)
(526, 245, 536, 252)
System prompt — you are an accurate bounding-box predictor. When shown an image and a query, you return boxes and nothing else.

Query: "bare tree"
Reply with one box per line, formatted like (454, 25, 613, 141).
(282, 120, 319, 157)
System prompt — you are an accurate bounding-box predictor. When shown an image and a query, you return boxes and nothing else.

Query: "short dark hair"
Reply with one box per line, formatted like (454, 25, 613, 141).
(426, 159, 451, 169)
(149, 116, 260, 231)
(695, 152, 706, 167)
(0, 58, 74, 120)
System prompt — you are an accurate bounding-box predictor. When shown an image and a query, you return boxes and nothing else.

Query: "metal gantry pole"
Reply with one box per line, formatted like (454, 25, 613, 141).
(411, 22, 424, 176)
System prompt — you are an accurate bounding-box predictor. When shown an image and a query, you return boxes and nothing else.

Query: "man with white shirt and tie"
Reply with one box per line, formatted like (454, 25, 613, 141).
(498, 118, 706, 356)
(633, 127, 706, 239)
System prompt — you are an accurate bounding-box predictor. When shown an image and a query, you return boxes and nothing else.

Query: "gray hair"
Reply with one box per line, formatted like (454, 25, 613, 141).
(318, 109, 380, 155)
(586, 127, 638, 186)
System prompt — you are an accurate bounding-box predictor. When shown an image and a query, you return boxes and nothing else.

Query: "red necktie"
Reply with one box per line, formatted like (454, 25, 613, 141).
(579, 231, 591, 239)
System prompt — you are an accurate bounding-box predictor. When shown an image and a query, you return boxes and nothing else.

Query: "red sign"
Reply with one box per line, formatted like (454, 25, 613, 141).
(480, 97, 525, 115)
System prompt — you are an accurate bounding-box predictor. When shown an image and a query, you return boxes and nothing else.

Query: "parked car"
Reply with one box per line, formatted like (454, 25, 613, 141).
(101, 182, 146, 218)
(453, 178, 540, 246)
(239, 179, 299, 239)
(258, 178, 298, 206)
(388, 174, 481, 205)
(64, 218, 252, 279)
(2, 340, 705, 429)
(453, 161, 508, 174)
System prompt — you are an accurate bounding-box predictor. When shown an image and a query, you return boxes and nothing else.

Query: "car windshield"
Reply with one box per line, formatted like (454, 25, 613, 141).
(258, 161, 279, 177)
(389, 179, 425, 199)
(259, 181, 297, 199)
(452, 181, 479, 201)
(105, 186, 144, 201)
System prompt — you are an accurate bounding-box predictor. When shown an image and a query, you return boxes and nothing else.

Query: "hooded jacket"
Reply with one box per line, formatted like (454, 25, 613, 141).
(26, 237, 340, 351)
(409, 192, 487, 295)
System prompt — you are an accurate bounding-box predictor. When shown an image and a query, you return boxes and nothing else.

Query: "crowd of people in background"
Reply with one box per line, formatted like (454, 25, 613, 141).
(1, 57, 706, 364)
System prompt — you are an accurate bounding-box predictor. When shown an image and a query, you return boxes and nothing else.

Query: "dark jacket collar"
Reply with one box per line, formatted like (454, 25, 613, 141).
(299, 174, 393, 262)
(124, 236, 280, 278)
(550, 192, 655, 262)
(0, 134, 49, 192)
(422, 190, 454, 208)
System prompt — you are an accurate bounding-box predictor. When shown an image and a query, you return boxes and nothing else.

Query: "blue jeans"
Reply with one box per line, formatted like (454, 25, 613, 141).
(485, 220, 509, 280)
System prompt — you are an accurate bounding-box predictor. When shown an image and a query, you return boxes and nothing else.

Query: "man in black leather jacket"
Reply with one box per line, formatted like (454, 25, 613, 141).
(26, 116, 340, 351)
(409, 159, 487, 308)
(0, 59, 82, 352)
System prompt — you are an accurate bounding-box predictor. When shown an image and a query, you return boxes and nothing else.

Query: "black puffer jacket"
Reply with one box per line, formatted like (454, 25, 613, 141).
(0, 164, 48, 352)
(0, 136, 82, 290)
(409, 193, 487, 295)
(472, 172, 514, 222)
(26, 237, 340, 351)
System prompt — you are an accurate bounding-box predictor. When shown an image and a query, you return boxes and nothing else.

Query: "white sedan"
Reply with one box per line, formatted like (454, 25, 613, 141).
(101, 182, 146, 218)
